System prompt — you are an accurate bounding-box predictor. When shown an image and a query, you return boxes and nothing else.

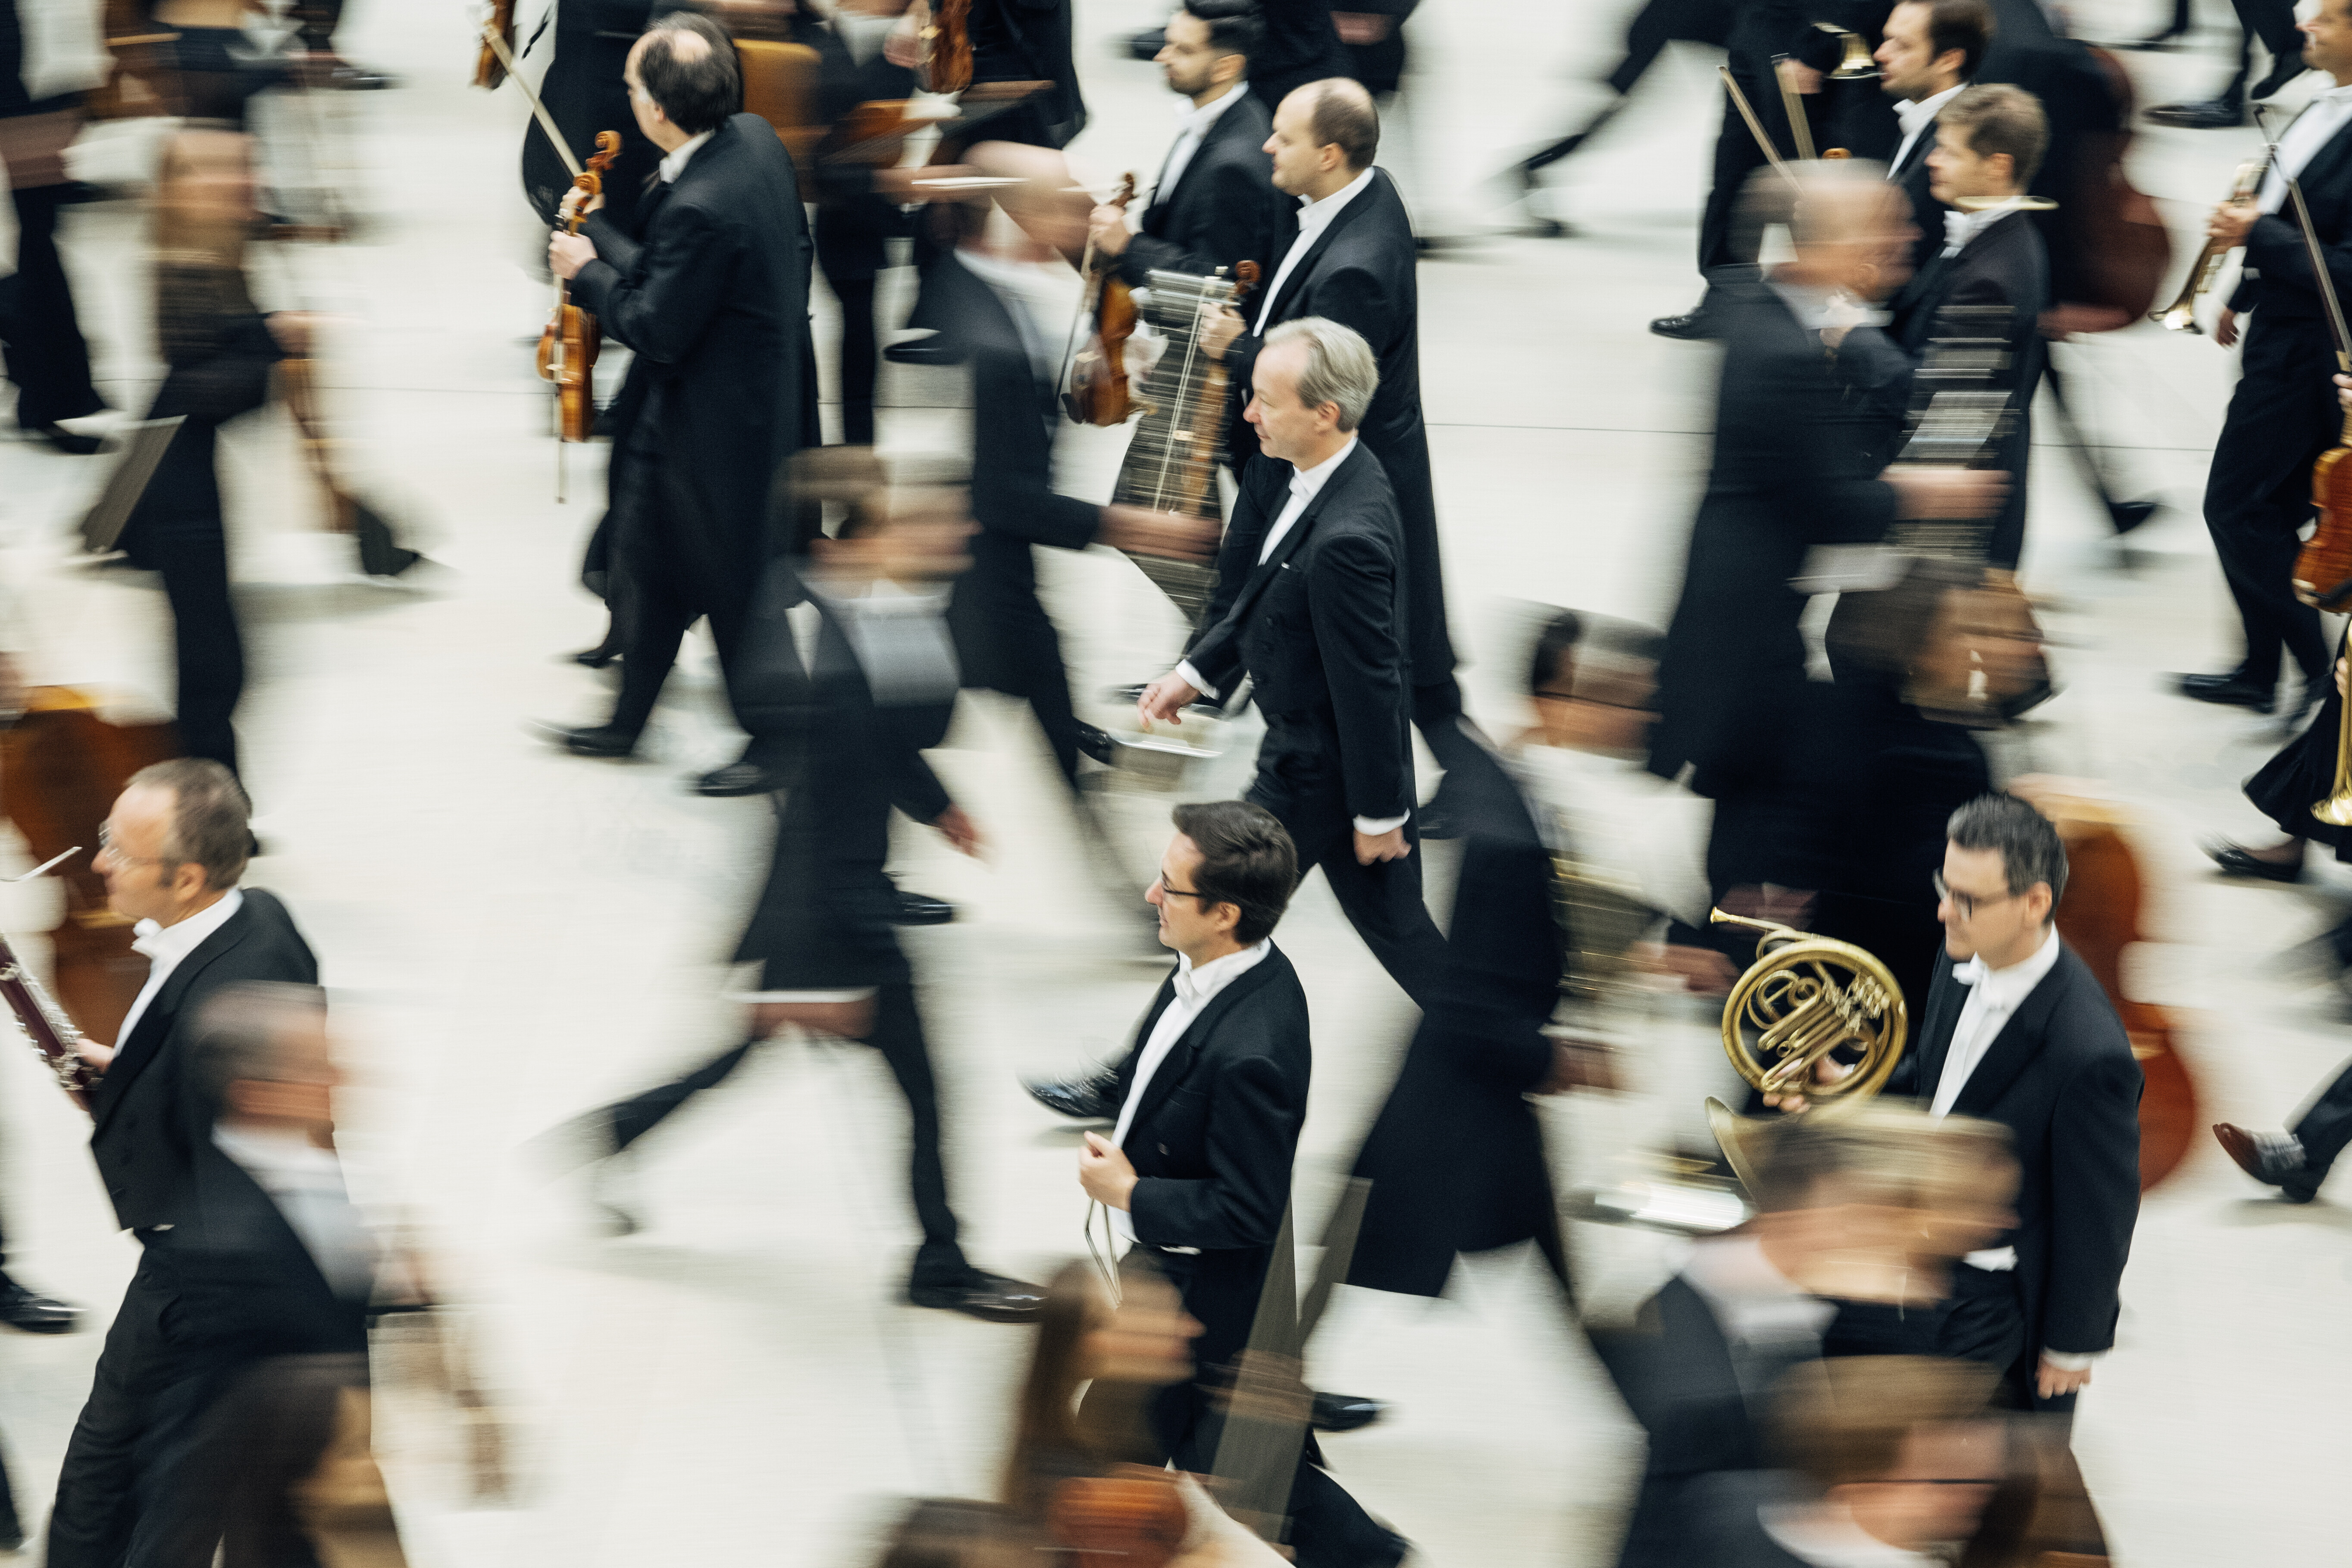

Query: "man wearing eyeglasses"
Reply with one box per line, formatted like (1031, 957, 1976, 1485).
(1905, 792, 2140, 1419)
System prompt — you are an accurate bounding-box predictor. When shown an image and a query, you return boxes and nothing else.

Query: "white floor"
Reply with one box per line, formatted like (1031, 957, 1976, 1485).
(0, 0, 2343, 1562)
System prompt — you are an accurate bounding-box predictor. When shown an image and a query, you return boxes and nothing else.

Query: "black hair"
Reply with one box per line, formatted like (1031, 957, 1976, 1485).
(1168, 800, 1299, 945)
(1900, 0, 1996, 83)
(639, 11, 741, 136)
(1946, 793, 2067, 908)
(1179, 0, 1265, 63)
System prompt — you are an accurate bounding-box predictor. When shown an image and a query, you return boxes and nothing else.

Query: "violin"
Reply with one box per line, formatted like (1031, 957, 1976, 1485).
(1065, 174, 1139, 429)
(473, 0, 518, 91)
(539, 131, 621, 452)
(1046, 1467, 1189, 1568)
(917, 0, 974, 94)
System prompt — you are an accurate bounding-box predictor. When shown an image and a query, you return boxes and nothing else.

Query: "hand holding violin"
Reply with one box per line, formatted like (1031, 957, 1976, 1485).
(1199, 304, 1246, 360)
(1088, 202, 1133, 257)
(549, 230, 597, 281)
(557, 185, 607, 225)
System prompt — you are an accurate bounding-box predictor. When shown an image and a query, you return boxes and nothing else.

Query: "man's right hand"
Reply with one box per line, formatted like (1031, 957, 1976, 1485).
(1885, 464, 2007, 520)
(1199, 304, 1246, 361)
(79, 1042, 115, 1073)
(1099, 506, 1221, 562)
(752, 997, 875, 1041)
(2217, 306, 2240, 348)
(1138, 672, 1203, 726)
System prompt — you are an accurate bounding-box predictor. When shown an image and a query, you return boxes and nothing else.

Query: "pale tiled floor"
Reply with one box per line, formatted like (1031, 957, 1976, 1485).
(0, 0, 2341, 1563)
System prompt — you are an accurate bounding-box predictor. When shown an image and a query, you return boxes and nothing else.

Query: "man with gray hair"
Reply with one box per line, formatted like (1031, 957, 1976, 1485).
(48, 758, 319, 1568)
(1140, 316, 1445, 1005)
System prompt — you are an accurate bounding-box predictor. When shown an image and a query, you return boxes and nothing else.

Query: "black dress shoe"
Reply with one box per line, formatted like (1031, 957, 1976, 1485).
(2214, 1123, 2318, 1200)
(22, 421, 102, 455)
(2202, 840, 2305, 883)
(535, 723, 641, 758)
(2146, 98, 2244, 128)
(571, 645, 621, 670)
(1025, 1067, 1120, 1121)
(330, 64, 397, 90)
(1073, 720, 1119, 767)
(2118, 30, 2186, 50)
(0, 1283, 81, 1335)
(1127, 26, 1168, 60)
(1309, 1391, 1386, 1433)
(2174, 672, 2274, 712)
(1648, 310, 1719, 341)
(694, 761, 780, 797)
(893, 889, 955, 926)
(2251, 63, 2308, 102)
(2108, 499, 2159, 535)
(906, 1270, 1046, 1322)
(883, 332, 962, 366)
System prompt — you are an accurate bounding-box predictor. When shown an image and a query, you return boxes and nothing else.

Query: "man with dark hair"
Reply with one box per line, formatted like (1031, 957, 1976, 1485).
(1904, 792, 2140, 1417)
(541, 9, 819, 797)
(1142, 318, 1447, 1007)
(1873, 0, 1996, 279)
(1086, 0, 1288, 292)
(1197, 77, 1477, 808)
(2172, 0, 2352, 720)
(1077, 803, 1406, 1567)
(49, 759, 320, 1568)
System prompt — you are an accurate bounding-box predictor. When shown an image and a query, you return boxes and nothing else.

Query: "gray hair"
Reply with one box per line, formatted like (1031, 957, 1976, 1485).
(191, 982, 328, 1111)
(1263, 317, 1378, 432)
(124, 757, 251, 891)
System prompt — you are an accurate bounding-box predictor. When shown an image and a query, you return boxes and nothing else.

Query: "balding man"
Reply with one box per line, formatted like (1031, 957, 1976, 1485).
(1199, 78, 1473, 803)
(49, 759, 319, 1568)
(1142, 318, 1445, 1008)
(541, 10, 815, 797)
(1649, 165, 2001, 903)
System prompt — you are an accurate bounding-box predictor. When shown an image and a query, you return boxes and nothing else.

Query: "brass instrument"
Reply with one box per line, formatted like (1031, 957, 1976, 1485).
(1819, 24, 1879, 80)
(2153, 157, 2266, 333)
(2314, 633, 2352, 826)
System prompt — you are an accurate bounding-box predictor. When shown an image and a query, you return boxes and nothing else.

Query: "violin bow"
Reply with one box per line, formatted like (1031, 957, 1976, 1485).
(2258, 106, 2352, 377)
(479, 18, 584, 180)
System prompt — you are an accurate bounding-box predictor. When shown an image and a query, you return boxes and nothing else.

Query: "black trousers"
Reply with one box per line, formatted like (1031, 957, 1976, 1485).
(48, 1246, 207, 1568)
(597, 983, 968, 1284)
(2223, 0, 2303, 103)
(1697, 68, 1787, 283)
(2201, 310, 2335, 694)
(1246, 720, 1447, 1008)
(965, 592, 1087, 793)
(2284, 1055, 2352, 1197)
(119, 413, 244, 778)
(1, 183, 105, 430)
(823, 271, 880, 448)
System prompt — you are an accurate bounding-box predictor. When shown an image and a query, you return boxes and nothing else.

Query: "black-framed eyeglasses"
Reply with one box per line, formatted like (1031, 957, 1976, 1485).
(94, 825, 168, 869)
(1931, 870, 2020, 920)
(1154, 874, 1212, 902)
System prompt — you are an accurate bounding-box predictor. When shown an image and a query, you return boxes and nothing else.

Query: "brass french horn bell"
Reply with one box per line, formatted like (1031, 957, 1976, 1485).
(1704, 910, 1910, 1190)
(1819, 24, 1879, 79)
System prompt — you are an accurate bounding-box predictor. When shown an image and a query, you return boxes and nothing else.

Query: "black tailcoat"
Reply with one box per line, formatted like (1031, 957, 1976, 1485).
(1116, 88, 1288, 291)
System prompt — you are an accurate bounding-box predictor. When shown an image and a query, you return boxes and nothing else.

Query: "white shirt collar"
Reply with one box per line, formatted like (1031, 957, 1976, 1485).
(1294, 164, 1377, 237)
(1287, 435, 1359, 502)
(1941, 194, 2030, 256)
(132, 887, 244, 969)
(1760, 1502, 1944, 1568)
(1895, 82, 1964, 140)
(1952, 924, 2062, 1011)
(659, 129, 715, 185)
(1175, 78, 1249, 135)
(1171, 938, 1271, 1009)
(1679, 1235, 1837, 1344)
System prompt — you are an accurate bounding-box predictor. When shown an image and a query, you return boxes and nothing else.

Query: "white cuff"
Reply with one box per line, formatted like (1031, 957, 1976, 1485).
(1354, 813, 1408, 836)
(722, 987, 878, 1004)
(1173, 660, 1218, 702)
(2039, 1348, 2102, 1371)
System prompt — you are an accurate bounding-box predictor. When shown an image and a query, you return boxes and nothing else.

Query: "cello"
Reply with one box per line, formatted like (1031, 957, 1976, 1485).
(1065, 174, 1139, 429)
(539, 130, 621, 473)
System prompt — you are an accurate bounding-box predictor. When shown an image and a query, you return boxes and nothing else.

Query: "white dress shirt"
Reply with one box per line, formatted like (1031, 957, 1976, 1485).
(1759, 1503, 1943, 1568)
(213, 1124, 378, 1300)
(1110, 939, 1272, 1243)
(1173, 437, 1406, 836)
(2258, 85, 2352, 214)
(1931, 923, 2058, 1272)
(114, 889, 245, 1050)
(1890, 84, 1963, 177)
(658, 129, 714, 186)
(1253, 164, 1378, 334)
(1679, 1235, 1839, 1352)
(1153, 80, 1250, 208)
(1940, 194, 2031, 258)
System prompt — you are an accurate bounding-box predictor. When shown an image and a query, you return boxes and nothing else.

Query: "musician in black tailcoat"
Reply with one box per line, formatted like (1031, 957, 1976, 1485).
(1077, 802, 1404, 1567)
(48, 761, 321, 1568)
(1897, 795, 2140, 1417)
(1199, 78, 1472, 776)
(1088, 0, 1287, 294)
(921, 214, 1218, 798)
(543, 13, 817, 796)
(1649, 166, 2000, 901)
(555, 492, 1044, 1323)
(2174, 0, 2352, 720)
(1142, 318, 1447, 1007)
(1871, 0, 1992, 283)
(1883, 83, 2049, 569)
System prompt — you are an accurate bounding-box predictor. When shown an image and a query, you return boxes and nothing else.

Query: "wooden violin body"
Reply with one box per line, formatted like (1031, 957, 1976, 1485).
(2295, 423, 2352, 611)
(1047, 1468, 1189, 1568)
(919, 0, 974, 94)
(1066, 175, 1140, 429)
(539, 130, 621, 445)
(473, 0, 518, 91)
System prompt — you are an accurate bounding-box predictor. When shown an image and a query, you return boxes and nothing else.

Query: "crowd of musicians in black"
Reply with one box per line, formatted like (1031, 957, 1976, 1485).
(12, 0, 2352, 1562)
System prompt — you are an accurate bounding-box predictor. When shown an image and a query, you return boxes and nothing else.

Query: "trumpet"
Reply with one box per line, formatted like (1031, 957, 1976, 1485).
(1815, 24, 1880, 80)
(2153, 158, 2267, 332)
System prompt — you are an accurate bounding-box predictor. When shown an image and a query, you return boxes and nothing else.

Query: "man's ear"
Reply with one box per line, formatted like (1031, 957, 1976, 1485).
(1212, 900, 1243, 937)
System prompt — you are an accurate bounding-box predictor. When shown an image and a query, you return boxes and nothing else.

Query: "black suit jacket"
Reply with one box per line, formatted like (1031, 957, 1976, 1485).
(1887, 106, 1949, 280)
(157, 1142, 374, 1376)
(1116, 89, 1287, 292)
(1904, 943, 2141, 1364)
(90, 890, 318, 1233)
(2229, 106, 2352, 325)
(922, 254, 1104, 692)
(573, 114, 813, 575)
(1347, 741, 1560, 1296)
(1248, 0, 1349, 110)
(1115, 945, 1310, 1370)
(968, 0, 1084, 147)
(1650, 275, 1900, 786)
(1976, 0, 2127, 310)
(1186, 444, 1413, 822)
(733, 564, 956, 989)
(1227, 169, 1450, 683)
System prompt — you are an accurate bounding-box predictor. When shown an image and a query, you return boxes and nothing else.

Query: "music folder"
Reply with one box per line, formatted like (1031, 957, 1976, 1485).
(76, 417, 186, 555)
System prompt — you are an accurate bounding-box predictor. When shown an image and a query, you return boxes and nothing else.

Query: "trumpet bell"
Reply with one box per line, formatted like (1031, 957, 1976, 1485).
(2157, 300, 2205, 333)
(1825, 26, 1879, 79)
(2311, 789, 2352, 827)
